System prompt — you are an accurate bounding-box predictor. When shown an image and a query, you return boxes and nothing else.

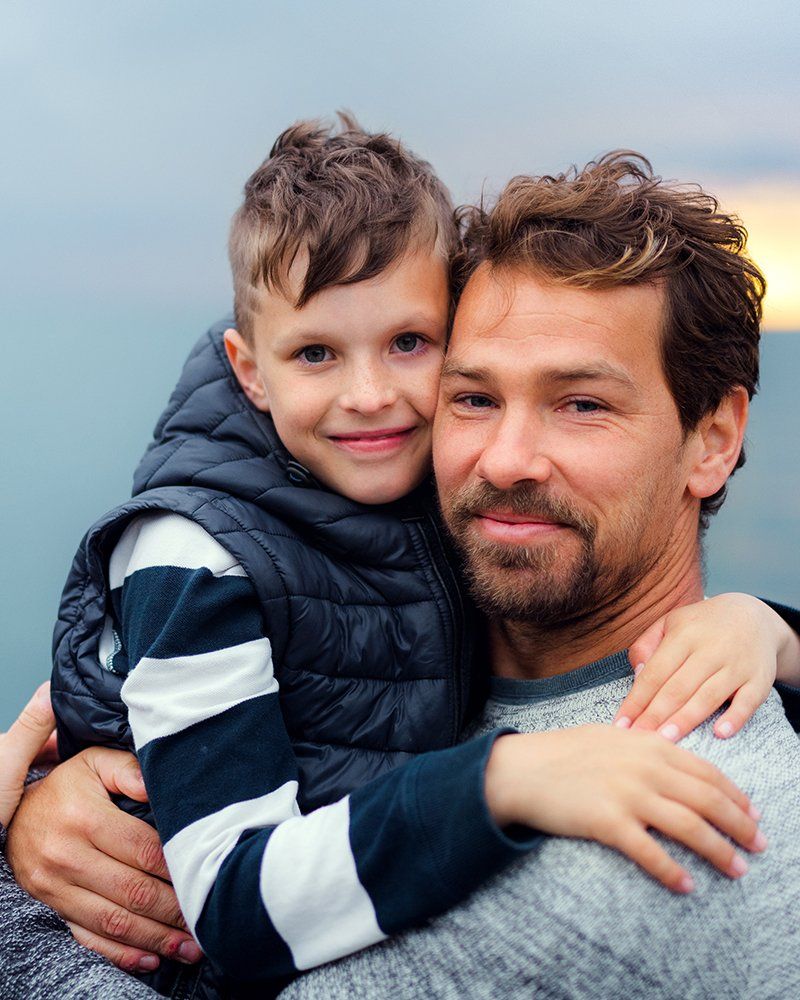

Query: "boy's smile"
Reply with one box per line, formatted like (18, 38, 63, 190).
(224, 248, 450, 505)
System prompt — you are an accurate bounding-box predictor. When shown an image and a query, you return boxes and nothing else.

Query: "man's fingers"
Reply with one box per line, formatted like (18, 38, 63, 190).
(82, 746, 149, 803)
(63, 849, 186, 931)
(32, 729, 60, 768)
(714, 682, 765, 738)
(86, 802, 171, 882)
(66, 884, 200, 963)
(605, 821, 693, 893)
(67, 921, 161, 974)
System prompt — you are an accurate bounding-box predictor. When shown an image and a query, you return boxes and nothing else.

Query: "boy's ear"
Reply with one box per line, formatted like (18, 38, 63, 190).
(223, 329, 270, 413)
(686, 386, 749, 501)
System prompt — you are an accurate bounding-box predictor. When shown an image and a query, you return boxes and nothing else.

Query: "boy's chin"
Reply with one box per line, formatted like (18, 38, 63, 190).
(321, 466, 429, 506)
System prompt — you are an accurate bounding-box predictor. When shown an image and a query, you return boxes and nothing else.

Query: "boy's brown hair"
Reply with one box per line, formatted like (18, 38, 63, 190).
(454, 151, 766, 526)
(230, 113, 457, 340)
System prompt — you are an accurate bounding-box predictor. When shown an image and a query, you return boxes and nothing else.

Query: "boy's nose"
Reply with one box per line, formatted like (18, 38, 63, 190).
(339, 371, 399, 415)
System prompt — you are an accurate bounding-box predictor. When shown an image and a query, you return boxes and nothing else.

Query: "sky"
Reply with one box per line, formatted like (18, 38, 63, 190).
(1, 1, 798, 724)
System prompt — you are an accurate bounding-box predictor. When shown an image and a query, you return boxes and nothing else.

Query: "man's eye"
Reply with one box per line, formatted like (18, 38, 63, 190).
(393, 333, 424, 354)
(568, 399, 603, 413)
(457, 394, 495, 409)
(299, 345, 331, 365)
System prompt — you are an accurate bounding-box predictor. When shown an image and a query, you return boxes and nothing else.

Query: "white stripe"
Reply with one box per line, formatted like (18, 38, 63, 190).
(109, 512, 246, 590)
(164, 782, 301, 934)
(122, 638, 277, 747)
(262, 796, 386, 969)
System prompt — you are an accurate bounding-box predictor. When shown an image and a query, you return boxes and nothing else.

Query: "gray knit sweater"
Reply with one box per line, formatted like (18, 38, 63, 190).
(280, 652, 800, 1000)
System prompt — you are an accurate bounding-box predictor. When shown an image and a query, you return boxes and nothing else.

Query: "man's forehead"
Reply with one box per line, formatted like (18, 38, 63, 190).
(450, 265, 665, 355)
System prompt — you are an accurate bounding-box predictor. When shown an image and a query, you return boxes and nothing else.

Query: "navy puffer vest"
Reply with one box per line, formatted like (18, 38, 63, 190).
(51, 320, 477, 814)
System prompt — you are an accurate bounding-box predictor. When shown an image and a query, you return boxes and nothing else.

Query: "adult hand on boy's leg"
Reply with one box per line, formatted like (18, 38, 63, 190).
(6, 746, 202, 974)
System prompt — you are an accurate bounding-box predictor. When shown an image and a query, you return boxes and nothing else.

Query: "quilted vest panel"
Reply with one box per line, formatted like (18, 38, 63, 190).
(51, 321, 476, 812)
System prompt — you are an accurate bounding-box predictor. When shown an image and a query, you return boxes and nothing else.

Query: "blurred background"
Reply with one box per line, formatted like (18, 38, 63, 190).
(2, 1, 798, 726)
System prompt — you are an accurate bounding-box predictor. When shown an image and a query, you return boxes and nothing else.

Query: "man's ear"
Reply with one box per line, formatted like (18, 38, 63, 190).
(686, 387, 749, 501)
(223, 329, 270, 413)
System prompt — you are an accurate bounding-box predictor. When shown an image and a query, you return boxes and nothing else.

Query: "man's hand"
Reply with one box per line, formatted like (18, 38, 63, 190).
(485, 724, 765, 893)
(6, 746, 202, 974)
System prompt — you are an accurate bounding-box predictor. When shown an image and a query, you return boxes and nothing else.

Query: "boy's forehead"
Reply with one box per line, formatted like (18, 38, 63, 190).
(250, 247, 450, 344)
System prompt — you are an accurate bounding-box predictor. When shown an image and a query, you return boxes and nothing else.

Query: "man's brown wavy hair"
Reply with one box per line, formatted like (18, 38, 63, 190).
(229, 112, 457, 340)
(454, 152, 766, 526)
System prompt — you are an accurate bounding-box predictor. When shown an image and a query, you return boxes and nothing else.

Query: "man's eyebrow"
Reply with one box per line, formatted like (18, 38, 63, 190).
(539, 364, 638, 391)
(440, 362, 493, 383)
(440, 360, 638, 391)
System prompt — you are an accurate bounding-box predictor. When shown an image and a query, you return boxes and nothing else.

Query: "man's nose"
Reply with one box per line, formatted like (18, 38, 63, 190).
(474, 412, 553, 489)
(339, 365, 399, 415)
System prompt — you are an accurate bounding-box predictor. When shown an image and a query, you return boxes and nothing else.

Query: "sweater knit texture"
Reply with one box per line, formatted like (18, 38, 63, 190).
(280, 652, 800, 1000)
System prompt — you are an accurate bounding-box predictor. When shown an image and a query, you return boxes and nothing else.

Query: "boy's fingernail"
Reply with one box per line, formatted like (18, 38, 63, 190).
(729, 854, 748, 877)
(660, 723, 680, 742)
(749, 803, 762, 821)
(717, 721, 734, 738)
(677, 874, 694, 893)
(633, 662, 646, 676)
(750, 830, 768, 851)
(177, 940, 202, 963)
(614, 716, 631, 729)
(138, 956, 159, 971)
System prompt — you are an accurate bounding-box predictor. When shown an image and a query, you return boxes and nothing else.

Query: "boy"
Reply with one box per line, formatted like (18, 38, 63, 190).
(42, 117, 799, 998)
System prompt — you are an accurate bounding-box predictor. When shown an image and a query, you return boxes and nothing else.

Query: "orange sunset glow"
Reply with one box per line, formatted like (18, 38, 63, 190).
(718, 182, 800, 332)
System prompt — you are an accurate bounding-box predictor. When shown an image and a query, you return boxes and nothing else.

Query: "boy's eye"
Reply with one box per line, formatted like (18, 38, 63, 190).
(392, 333, 424, 354)
(299, 345, 332, 365)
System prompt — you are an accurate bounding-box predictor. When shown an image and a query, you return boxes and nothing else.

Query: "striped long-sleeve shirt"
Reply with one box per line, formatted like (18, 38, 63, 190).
(105, 513, 537, 985)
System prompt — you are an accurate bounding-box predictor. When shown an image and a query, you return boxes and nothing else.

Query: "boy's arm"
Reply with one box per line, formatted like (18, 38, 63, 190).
(115, 514, 537, 984)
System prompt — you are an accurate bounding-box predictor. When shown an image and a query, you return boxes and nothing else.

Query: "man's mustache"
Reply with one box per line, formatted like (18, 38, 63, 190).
(445, 481, 596, 540)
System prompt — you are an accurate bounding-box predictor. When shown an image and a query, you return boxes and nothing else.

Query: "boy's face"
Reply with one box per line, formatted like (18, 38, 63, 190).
(225, 248, 450, 504)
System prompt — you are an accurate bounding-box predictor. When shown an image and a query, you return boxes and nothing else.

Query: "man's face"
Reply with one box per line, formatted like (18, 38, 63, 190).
(227, 248, 449, 505)
(433, 266, 702, 625)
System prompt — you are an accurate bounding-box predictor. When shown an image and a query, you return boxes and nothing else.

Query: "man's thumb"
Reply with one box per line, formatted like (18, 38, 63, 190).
(84, 746, 149, 803)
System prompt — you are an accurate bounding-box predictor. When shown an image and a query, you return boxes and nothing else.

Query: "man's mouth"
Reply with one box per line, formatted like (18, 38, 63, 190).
(328, 425, 419, 454)
(473, 509, 567, 543)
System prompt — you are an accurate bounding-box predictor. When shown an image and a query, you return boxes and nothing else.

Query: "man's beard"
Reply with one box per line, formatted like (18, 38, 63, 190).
(441, 481, 656, 629)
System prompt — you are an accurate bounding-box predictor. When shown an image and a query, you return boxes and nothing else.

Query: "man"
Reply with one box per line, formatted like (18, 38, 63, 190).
(276, 154, 800, 999)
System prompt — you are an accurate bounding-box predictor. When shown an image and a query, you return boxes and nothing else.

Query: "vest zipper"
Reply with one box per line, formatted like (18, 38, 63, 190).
(417, 512, 466, 745)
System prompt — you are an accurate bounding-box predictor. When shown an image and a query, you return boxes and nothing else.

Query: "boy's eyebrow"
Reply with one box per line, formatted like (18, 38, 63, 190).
(440, 360, 638, 391)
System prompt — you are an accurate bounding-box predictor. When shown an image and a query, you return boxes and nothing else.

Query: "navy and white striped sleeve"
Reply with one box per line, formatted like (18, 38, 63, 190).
(112, 513, 539, 985)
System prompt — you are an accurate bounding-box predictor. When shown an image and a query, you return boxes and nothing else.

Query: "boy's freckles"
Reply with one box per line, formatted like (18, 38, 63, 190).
(230, 248, 450, 505)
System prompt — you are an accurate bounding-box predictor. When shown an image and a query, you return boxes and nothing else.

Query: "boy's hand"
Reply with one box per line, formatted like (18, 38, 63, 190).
(485, 724, 765, 893)
(613, 594, 796, 742)
(6, 747, 202, 974)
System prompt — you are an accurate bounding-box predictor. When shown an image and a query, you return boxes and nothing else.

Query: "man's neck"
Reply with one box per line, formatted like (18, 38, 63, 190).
(489, 539, 705, 680)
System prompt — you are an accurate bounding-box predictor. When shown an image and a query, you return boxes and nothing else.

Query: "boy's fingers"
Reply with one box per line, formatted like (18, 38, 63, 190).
(627, 653, 719, 733)
(635, 669, 731, 740)
(627, 617, 667, 675)
(667, 745, 754, 817)
(615, 639, 694, 728)
(67, 921, 161, 974)
(714, 682, 765, 739)
(605, 821, 692, 893)
(642, 797, 750, 881)
(658, 770, 762, 852)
